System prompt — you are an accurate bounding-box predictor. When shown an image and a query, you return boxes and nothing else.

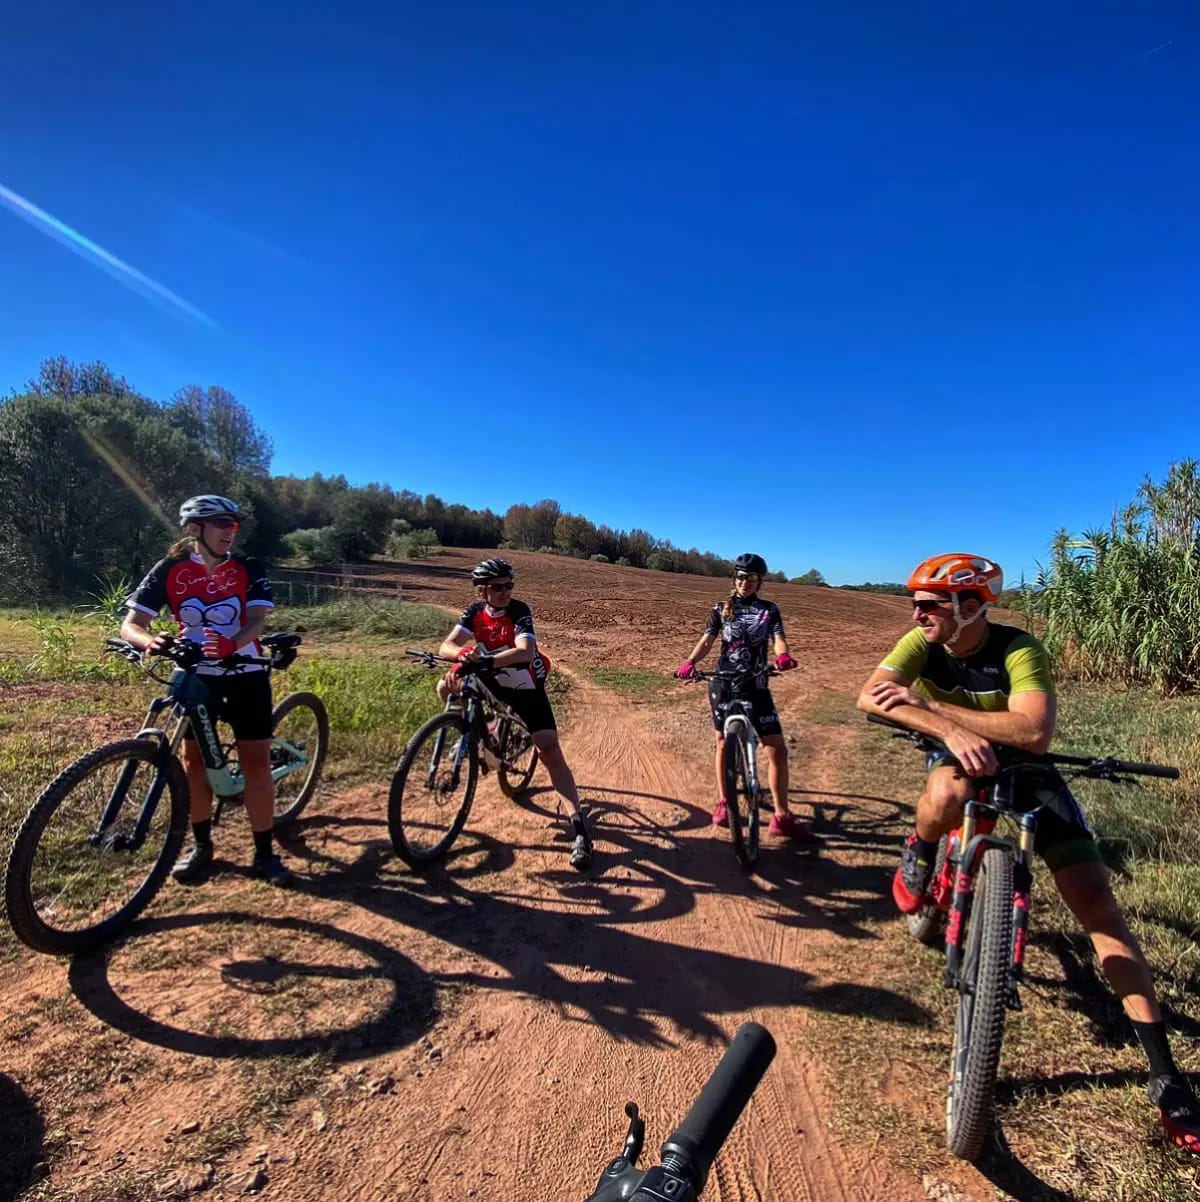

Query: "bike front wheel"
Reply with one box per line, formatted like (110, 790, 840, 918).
(496, 715, 539, 799)
(388, 711, 478, 868)
(270, 691, 330, 826)
(721, 727, 759, 870)
(946, 846, 1014, 1160)
(4, 739, 189, 956)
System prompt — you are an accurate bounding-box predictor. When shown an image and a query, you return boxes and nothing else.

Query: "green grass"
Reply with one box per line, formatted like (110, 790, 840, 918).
(274, 597, 450, 642)
(814, 683, 1200, 1201)
(581, 665, 669, 697)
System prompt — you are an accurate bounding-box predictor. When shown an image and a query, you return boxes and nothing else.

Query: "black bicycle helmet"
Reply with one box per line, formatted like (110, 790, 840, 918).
(179, 494, 242, 527)
(734, 553, 767, 576)
(471, 557, 515, 584)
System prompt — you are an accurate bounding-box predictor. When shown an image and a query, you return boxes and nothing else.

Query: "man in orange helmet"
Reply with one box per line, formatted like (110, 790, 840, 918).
(857, 552, 1200, 1152)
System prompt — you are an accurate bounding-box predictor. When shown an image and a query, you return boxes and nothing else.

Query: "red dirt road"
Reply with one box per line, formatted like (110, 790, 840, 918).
(2, 552, 945, 1202)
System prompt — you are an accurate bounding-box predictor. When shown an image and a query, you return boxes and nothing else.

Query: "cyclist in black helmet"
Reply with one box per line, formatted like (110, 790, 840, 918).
(119, 495, 292, 886)
(676, 554, 822, 845)
(435, 557, 594, 870)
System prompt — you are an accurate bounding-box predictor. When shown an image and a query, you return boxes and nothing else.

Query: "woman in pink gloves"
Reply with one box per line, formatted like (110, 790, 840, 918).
(675, 554, 821, 844)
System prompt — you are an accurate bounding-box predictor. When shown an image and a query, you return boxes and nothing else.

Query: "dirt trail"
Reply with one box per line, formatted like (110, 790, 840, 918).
(1, 553, 939, 1202)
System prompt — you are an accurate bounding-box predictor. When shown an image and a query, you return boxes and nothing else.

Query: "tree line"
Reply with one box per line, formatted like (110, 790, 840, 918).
(0, 358, 788, 602)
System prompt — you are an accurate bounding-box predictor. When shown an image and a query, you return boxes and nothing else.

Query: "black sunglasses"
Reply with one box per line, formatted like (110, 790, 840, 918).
(206, 517, 239, 530)
(486, 581, 515, 591)
(913, 598, 952, 613)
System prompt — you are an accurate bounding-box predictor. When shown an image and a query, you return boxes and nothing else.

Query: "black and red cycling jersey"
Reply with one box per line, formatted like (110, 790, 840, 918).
(454, 599, 548, 691)
(125, 553, 274, 676)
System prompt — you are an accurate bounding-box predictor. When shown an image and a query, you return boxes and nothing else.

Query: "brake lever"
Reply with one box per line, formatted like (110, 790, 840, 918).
(587, 1102, 646, 1202)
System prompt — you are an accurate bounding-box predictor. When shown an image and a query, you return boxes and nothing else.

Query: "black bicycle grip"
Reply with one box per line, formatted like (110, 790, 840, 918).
(659, 1022, 776, 1192)
(1110, 760, 1180, 780)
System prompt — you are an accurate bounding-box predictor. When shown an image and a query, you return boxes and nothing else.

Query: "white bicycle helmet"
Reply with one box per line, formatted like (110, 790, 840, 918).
(178, 495, 243, 527)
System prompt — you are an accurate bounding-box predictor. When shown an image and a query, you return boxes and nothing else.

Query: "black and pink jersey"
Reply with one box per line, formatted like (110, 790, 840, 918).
(454, 599, 542, 691)
(705, 595, 785, 676)
(125, 553, 274, 675)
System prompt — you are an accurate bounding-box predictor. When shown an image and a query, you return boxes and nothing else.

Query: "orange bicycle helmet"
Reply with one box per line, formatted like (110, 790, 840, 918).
(906, 553, 1003, 604)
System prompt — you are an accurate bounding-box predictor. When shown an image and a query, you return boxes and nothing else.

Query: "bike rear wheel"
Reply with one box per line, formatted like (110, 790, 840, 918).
(946, 846, 1014, 1160)
(496, 715, 539, 799)
(270, 691, 330, 826)
(388, 711, 478, 868)
(4, 739, 189, 956)
(907, 834, 950, 946)
(722, 728, 759, 870)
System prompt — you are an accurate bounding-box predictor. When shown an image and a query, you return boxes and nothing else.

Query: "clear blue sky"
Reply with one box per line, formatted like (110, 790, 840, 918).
(2, 2, 1196, 585)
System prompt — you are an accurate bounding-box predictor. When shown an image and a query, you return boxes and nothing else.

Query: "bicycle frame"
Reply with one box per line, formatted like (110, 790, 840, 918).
(430, 669, 526, 789)
(92, 643, 312, 851)
(721, 706, 764, 801)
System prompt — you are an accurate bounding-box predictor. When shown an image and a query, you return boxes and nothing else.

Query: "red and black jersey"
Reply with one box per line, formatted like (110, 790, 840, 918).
(126, 553, 274, 675)
(454, 598, 543, 691)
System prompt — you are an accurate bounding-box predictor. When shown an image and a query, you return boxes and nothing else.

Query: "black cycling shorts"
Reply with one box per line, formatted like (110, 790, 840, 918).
(926, 750, 1100, 872)
(491, 683, 557, 735)
(183, 671, 274, 743)
(707, 678, 782, 738)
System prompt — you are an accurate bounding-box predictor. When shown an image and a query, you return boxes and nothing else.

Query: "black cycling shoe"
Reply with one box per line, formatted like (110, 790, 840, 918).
(171, 841, 214, 883)
(252, 852, 293, 887)
(1150, 1074, 1200, 1153)
(569, 816, 593, 871)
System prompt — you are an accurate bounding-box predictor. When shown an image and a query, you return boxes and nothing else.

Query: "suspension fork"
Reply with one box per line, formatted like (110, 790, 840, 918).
(428, 696, 476, 788)
(1008, 813, 1036, 1004)
(92, 697, 175, 843)
(943, 794, 1000, 988)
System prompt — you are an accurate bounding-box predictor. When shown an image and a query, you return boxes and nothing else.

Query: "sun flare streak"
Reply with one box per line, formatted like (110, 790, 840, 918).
(0, 182, 216, 328)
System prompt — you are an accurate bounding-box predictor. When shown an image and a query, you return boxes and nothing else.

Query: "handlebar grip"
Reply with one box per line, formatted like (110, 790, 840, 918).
(1111, 760, 1180, 780)
(659, 1022, 776, 1191)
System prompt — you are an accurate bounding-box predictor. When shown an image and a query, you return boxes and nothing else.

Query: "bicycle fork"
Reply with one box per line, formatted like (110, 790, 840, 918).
(91, 729, 175, 853)
(943, 800, 1034, 1014)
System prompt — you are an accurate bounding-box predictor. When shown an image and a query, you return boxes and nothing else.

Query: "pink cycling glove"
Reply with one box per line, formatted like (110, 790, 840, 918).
(775, 652, 798, 671)
(676, 661, 697, 680)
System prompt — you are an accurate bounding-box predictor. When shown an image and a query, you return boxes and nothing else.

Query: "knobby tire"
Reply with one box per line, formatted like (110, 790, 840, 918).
(947, 846, 1014, 1160)
(388, 710, 478, 869)
(4, 738, 188, 956)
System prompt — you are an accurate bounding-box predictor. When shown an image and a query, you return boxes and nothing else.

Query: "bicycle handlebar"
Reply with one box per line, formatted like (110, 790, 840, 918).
(105, 633, 301, 673)
(661, 1021, 777, 1191)
(678, 666, 780, 683)
(865, 713, 1180, 781)
(584, 1022, 776, 1201)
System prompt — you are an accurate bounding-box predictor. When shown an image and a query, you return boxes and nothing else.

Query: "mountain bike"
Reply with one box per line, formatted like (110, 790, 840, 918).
(388, 648, 540, 868)
(680, 666, 779, 870)
(868, 713, 1180, 1160)
(583, 1020, 776, 1201)
(4, 633, 328, 956)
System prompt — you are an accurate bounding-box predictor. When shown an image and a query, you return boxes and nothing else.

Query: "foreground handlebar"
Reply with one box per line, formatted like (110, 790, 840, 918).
(585, 1022, 775, 1201)
(661, 1022, 777, 1192)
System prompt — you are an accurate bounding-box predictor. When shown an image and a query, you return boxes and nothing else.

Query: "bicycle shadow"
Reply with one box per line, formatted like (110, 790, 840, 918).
(67, 910, 437, 1063)
(978, 1127, 1080, 1202)
(0, 1073, 45, 1199)
(270, 803, 933, 1046)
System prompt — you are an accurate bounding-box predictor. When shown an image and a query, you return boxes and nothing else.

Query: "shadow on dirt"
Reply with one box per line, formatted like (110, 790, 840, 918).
(0, 1073, 45, 1199)
(68, 911, 437, 1063)
(978, 1127, 1080, 1202)
(281, 787, 934, 1046)
(67, 778, 931, 1055)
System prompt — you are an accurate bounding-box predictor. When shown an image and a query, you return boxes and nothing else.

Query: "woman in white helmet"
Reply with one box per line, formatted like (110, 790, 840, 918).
(119, 495, 291, 886)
